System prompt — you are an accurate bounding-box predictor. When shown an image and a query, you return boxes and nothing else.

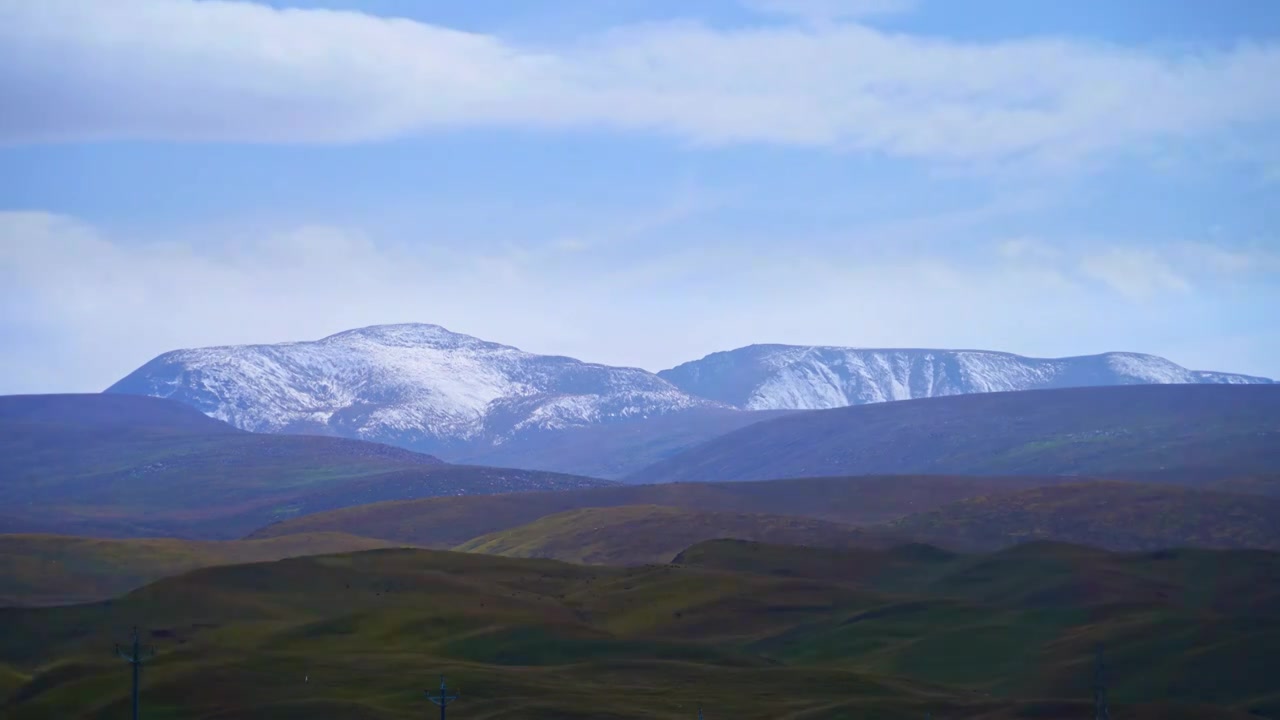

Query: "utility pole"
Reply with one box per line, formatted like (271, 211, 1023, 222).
(1093, 643, 1110, 720)
(114, 626, 154, 720)
(426, 674, 460, 720)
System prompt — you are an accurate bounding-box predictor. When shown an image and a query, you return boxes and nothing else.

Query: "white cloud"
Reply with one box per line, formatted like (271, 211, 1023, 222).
(1174, 241, 1279, 274)
(997, 237, 1062, 262)
(1079, 248, 1191, 299)
(1, 0, 1278, 164)
(3, 210, 1275, 394)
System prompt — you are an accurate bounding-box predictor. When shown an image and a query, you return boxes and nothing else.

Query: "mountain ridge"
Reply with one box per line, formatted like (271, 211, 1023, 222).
(104, 324, 1275, 473)
(105, 323, 727, 462)
(659, 344, 1273, 410)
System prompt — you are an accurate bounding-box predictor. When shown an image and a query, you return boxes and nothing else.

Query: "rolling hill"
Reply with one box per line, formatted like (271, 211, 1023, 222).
(453, 505, 898, 565)
(626, 384, 1280, 483)
(446, 482, 1280, 564)
(883, 481, 1280, 552)
(0, 543, 1275, 718)
(248, 474, 1075, 546)
(0, 532, 413, 607)
(0, 394, 613, 539)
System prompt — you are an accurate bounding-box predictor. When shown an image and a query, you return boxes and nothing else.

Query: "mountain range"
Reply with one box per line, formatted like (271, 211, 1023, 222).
(660, 343, 1273, 410)
(105, 323, 1274, 476)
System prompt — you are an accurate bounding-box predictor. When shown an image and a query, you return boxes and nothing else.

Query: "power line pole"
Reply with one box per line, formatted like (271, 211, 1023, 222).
(1093, 643, 1110, 720)
(114, 626, 154, 720)
(426, 674, 460, 720)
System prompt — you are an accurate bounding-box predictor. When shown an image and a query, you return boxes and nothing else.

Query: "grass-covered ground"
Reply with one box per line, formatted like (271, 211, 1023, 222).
(453, 505, 897, 564)
(254, 477, 1280, 565)
(1, 542, 1275, 719)
(0, 532, 414, 606)
(883, 481, 1280, 551)
(249, 474, 1077, 547)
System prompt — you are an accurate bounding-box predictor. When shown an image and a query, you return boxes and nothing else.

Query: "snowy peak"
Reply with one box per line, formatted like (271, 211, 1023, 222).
(106, 325, 1274, 471)
(658, 345, 1275, 411)
(106, 324, 722, 454)
(320, 323, 515, 351)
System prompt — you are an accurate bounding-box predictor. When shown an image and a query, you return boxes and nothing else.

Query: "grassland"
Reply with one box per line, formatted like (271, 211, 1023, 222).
(438, 482, 1280, 565)
(625, 384, 1280, 483)
(0, 532, 414, 606)
(454, 505, 899, 564)
(883, 481, 1280, 551)
(0, 394, 612, 539)
(249, 474, 1076, 546)
(1, 542, 1274, 719)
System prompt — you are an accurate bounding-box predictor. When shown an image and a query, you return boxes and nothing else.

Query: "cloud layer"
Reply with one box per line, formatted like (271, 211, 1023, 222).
(2, 0, 1279, 162)
(2, 210, 1275, 394)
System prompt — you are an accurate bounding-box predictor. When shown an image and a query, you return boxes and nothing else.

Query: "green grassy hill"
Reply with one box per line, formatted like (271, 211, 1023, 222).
(0, 533, 414, 607)
(883, 481, 1280, 552)
(0, 544, 1273, 718)
(625, 385, 1280, 483)
(249, 474, 1073, 546)
(0, 394, 613, 539)
(454, 505, 899, 564)
(447, 481, 1280, 565)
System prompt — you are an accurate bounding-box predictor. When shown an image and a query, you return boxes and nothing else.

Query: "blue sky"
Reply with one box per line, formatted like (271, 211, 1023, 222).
(1, 0, 1278, 393)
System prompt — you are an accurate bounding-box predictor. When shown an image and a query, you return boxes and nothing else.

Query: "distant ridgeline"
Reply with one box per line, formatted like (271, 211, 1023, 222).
(102, 324, 1275, 477)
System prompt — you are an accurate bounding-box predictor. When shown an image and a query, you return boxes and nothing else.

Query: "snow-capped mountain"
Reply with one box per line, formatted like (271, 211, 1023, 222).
(105, 324, 725, 456)
(658, 345, 1275, 411)
(106, 326, 1274, 475)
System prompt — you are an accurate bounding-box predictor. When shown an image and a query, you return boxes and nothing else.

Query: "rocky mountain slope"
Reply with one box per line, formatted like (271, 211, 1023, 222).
(659, 344, 1274, 410)
(106, 324, 728, 461)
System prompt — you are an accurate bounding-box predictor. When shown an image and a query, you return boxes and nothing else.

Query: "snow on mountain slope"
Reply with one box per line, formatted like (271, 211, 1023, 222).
(105, 324, 725, 455)
(657, 345, 1276, 411)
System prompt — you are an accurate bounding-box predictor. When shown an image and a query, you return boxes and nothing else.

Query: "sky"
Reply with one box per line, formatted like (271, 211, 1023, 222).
(1, 0, 1279, 393)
